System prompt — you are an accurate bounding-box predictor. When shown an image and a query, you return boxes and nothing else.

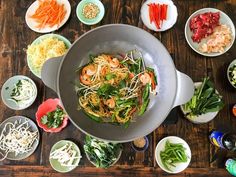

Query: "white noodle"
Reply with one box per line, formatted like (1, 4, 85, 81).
(50, 143, 81, 167)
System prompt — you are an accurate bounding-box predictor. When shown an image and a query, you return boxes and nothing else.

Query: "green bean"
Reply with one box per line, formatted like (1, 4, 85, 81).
(160, 140, 189, 172)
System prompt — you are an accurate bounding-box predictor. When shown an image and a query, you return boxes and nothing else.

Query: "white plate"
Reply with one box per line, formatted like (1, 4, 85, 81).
(1, 75, 37, 110)
(0, 116, 39, 160)
(140, 0, 178, 31)
(180, 82, 219, 124)
(25, 0, 71, 33)
(155, 136, 191, 174)
(185, 8, 235, 57)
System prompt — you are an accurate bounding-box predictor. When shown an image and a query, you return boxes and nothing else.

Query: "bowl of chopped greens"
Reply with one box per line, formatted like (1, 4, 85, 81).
(1, 75, 37, 110)
(181, 77, 224, 124)
(227, 59, 236, 88)
(36, 98, 68, 133)
(84, 135, 122, 168)
(155, 136, 191, 174)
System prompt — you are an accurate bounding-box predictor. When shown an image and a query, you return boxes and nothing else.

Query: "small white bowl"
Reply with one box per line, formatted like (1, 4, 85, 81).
(180, 82, 220, 124)
(227, 59, 236, 88)
(140, 0, 178, 31)
(155, 136, 191, 174)
(25, 0, 71, 33)
(185, 8, 235, 57)
(1, 75, 37, 110)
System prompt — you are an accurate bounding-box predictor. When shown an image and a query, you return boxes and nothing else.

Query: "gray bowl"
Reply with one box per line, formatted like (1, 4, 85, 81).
(0, 116, 39, 160)
(1, 75, 37, 110)
(41, 24, 194, 142)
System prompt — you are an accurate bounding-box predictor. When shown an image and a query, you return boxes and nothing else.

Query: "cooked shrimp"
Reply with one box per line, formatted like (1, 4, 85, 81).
(140, 73, 151, 85)
(129, 73, 135, 79)
(82, 64, 97, 76)
(109, 58, 120, 68)
(80, 74, 92, 85)
(101, 54, 112, 61)
(104, 98, 115, 108)
(101, 66, 108, 76)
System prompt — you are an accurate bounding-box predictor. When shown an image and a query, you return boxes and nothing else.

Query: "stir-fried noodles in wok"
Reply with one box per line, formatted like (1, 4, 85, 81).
(75, 49, 157, 126)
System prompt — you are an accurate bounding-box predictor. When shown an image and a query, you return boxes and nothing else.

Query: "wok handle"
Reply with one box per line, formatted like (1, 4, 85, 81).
(41, 56, 63, 92)
(172, 70, 194, 108)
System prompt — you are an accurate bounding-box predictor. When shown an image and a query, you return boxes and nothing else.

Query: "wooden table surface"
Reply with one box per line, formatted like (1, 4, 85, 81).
(0, 0, 236, 176)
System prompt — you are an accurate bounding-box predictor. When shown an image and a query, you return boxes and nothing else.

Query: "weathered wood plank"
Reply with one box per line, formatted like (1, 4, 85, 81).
(0, 166, 232, 177)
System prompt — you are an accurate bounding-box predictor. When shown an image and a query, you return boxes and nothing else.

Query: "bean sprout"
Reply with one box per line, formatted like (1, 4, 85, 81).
(0, 119, 38, 161)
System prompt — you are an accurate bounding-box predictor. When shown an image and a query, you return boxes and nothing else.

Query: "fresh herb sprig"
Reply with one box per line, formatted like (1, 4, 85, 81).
(183, 77, 224, 119)
(84, 136, 122, 168)
(41, 106, 65, 128)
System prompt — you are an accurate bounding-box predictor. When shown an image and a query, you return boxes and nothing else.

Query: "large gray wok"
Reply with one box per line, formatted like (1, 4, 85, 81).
(42, 24, 194, 142)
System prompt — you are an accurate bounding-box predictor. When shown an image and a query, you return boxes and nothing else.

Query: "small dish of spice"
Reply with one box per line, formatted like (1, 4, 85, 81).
(76, 0, 105, 25)
(131, 136, 149, 152)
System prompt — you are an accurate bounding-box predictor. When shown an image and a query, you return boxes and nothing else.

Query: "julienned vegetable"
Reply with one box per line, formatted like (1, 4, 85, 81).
(183, 77, 224, 119)
(41, 106, 65, 128)
(160, 140, 188, 171)
(84, 136, 122, 168)
(148, 3, 168, 29)
(30, 0, 67, 29)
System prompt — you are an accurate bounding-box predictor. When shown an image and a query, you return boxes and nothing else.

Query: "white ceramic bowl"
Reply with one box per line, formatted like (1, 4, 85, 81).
(155, 136, 191, 174)
(185, 8, 235, 57)
(180, 82, 220, 124)
(25, 0, 71, 33)
(1, 75, 37, 110)
(227, 59, 236, 88)
(141, 0, 178, 31)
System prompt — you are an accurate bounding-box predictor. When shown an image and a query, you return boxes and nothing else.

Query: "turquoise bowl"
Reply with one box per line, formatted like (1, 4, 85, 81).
(76, 0, 105, 25)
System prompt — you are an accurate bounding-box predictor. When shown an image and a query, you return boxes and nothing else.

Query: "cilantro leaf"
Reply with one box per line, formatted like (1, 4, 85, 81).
(105, 73, 116, 80)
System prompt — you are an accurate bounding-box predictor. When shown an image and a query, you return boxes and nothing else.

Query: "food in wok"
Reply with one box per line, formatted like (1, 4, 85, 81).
(75, 49, 157, 126)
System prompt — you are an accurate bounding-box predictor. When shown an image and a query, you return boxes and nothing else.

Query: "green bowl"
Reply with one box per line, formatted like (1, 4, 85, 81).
(27, 34, 71, 78)
(76, 0, 105, 25)
(49, 140, 81, 173)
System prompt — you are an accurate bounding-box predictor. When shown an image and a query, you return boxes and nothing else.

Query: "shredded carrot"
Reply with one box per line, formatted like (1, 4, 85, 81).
(30, 0, 67, 29)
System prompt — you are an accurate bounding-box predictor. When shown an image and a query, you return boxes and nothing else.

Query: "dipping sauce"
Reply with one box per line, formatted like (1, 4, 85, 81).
(82, 3, 100, 19)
